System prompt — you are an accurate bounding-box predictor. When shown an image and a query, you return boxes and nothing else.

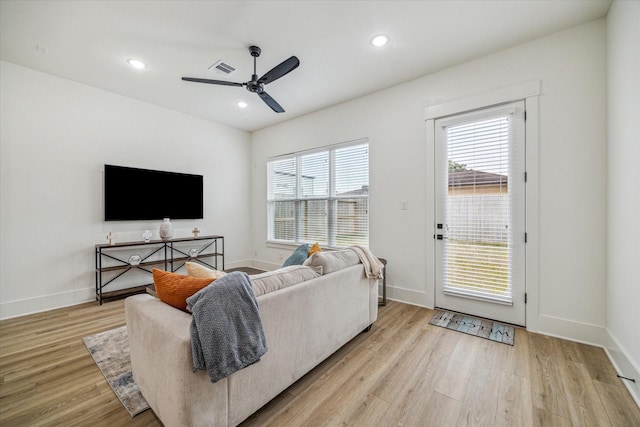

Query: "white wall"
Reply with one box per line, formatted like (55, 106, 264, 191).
(0, 61, 252, 319)
(251, 20, 608, 341)
(606, 0, 640, 403)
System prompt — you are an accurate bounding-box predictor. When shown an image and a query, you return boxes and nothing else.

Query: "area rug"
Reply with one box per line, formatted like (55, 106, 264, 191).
(428, 310, 515, 346)
(82, 325, 149, 416)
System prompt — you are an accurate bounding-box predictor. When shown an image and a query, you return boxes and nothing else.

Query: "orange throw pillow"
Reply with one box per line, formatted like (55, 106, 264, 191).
(152, 269, 215, 312)
(308, 242, 322, 257)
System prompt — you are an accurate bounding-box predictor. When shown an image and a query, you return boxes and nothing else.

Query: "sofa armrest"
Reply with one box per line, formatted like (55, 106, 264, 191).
(125, 294, 229, 427)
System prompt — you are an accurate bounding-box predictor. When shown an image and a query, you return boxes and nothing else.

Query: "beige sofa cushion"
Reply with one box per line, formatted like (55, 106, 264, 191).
(185, 261, 227, 279)
(303, 249, 360, 275)
(250, 265, 321, 297)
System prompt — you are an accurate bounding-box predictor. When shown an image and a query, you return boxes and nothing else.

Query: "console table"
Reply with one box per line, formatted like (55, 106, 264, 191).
(95, 235, 224, 304)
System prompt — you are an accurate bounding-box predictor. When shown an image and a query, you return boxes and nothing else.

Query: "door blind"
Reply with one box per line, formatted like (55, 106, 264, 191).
(443, 113, 514, 303)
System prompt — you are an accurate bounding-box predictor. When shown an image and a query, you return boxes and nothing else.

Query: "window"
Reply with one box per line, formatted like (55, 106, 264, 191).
(267, 139, 369, 247)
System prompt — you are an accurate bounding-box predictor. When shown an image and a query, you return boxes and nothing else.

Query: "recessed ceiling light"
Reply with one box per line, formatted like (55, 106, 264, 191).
(370, 34, 389, 47)
(237, 101, 248, 108)
(127, 59, 146, 70)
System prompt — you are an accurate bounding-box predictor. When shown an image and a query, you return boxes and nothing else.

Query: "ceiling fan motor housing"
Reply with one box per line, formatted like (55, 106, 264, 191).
(246, 79, 263, 93)
(249, 46, 262, 57)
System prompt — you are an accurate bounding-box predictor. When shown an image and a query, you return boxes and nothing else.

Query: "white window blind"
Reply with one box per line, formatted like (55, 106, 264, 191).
(443, 113, 514, 303)
(267, 139, 369, 247)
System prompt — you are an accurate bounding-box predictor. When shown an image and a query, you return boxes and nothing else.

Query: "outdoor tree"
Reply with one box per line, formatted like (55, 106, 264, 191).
(448, 160, 468, 171)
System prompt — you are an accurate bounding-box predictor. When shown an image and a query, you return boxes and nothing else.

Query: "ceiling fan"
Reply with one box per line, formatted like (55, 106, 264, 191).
(182, 46, 299, 113)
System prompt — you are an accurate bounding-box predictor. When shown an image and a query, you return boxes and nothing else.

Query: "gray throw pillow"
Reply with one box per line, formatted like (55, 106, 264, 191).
(281, 244, 309, 267)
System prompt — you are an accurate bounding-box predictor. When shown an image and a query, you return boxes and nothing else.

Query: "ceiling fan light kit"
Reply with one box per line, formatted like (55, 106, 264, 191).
(182, 46, 299, 113)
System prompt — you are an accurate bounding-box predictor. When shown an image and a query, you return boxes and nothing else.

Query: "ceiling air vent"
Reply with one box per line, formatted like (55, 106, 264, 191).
(209, 60, 236, 76)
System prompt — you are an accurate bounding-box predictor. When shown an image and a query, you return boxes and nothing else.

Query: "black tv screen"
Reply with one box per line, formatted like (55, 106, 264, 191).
(104, 164, 203, 221)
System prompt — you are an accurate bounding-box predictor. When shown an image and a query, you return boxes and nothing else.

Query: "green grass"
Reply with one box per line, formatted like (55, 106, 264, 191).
(446, 240, 509, 295)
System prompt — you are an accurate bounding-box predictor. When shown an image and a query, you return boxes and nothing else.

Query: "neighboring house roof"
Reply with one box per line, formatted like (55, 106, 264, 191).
(448, 170, 507, 187)
(337, 185, 369, 196)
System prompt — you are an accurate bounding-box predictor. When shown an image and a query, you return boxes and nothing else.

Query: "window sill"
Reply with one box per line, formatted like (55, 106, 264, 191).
(266, 240, 346, 251)
(266, 241, 299, 251)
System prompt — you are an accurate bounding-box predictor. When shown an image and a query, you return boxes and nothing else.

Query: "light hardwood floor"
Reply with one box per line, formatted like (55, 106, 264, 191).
(1, 299, 638, 426)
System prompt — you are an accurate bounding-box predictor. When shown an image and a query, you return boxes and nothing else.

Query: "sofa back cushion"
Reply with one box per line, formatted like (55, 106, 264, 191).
(250, 265, 321, 297)
(303, 249, 360, 275)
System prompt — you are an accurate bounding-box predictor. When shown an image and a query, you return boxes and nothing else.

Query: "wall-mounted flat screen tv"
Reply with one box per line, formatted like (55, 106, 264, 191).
(104, 164, 203, 221)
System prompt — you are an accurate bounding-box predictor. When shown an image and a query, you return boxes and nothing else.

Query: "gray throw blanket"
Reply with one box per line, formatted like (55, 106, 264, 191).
(186, 272, 267, 382)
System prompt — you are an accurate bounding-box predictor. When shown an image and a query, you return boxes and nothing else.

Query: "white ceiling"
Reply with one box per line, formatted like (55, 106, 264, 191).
(1, 0, 611, 132)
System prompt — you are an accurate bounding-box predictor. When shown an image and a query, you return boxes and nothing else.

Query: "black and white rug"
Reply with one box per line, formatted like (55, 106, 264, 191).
(428, 310, 515, 346)
(82, 326, 149, 416)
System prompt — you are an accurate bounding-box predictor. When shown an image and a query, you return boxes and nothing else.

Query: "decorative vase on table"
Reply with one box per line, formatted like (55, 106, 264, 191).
(159, 218, 173, 241)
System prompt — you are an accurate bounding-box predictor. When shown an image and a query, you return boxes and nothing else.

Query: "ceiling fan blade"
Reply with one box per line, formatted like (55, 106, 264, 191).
(181, 77, 243, 87)
(257, 56, 300, 85)
(258, 91, 285, 113)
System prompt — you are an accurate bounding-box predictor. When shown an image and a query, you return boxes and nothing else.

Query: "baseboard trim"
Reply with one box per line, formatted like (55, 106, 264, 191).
(536, 314, 607, 346)
(603, 328, 640, 407)
(0, 287, 94, 320)
(384, 284, 429, 308)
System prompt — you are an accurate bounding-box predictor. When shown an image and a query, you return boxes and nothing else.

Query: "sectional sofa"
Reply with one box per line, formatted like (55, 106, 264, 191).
(125, 249, 379, 426)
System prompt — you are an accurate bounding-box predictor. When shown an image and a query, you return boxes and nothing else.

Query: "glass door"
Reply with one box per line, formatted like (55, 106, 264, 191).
(434, 101, 526, 326)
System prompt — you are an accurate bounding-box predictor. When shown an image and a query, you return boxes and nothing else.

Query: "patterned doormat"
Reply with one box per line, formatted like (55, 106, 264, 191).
(82, 326, 149, 416)
(428, 310, 515, 345)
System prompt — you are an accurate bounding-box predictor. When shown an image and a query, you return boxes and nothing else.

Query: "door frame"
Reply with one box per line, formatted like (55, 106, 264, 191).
(424, 81, 540, 331)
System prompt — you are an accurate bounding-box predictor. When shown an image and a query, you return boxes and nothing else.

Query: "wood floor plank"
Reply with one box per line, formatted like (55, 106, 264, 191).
(343, 392, 391, 426)
(455, 339, 502, 427)
(495, 371, 534, 427)
(375, 350, 447, 425)
(418, 390, 463, 427)
(562, 360, 612, 427)
(594, 379, 640, 427)
(434, 332, 481, 401)
(532, 406, 573, 427)
(579, 343, 622, 385)
(528, 332, 572, 419)
(1, 299, 639, 426)
(369, 327, 437, 402)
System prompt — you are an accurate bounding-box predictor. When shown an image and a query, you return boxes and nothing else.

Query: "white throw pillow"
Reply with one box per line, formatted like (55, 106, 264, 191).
(185, 262, 227, 279)
(303, 249, 360, 275)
